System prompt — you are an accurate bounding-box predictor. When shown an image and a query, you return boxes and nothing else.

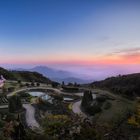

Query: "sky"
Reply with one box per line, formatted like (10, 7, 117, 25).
(0, 0, 140, 79)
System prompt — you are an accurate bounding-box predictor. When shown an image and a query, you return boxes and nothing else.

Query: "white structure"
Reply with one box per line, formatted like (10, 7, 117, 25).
(0, 75, 6, 88)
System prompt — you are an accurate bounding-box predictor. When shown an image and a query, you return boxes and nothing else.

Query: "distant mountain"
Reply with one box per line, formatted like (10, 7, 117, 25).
(30, 66, 74, 79)
(0, 67, 52, 83)
(29, 66, 92, 83)
(15, 66, 94, 84)
(52, 77, 93, 84)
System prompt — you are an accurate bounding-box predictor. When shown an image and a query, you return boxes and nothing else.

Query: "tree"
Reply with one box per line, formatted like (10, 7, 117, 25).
(62, 81, 65, 86)
(52, 82, 59, 88)
(9, 95, 22, 113)
(81, 90, 93, 108)
(2, 87, 7, 94)
(36, 83, 40, 87)
(7, 87, 15, 92)
(31, 82, 35, 87)
(25, 83, 29, 87)
(17, 80, 21, 84)
(74, 82, 77, 87)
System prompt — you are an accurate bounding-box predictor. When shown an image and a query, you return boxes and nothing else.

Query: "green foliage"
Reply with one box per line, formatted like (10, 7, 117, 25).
(25, 83, 30, 87)
(103, 101, 112, 110)
(42, 115, 70, 137)
(0, 67, 51, 83)
(81, 91, 102, 115)
(0, 67, 15, 80)
(7, 87, 15, 92)
(0, 120, 5, 128)
(62, 86, 79, 92)
(91, 73, 140, 97)
(76, 126, 99, 140)
(5, 113, 15, 122)
(81, 90, 93, 108)
(31, 82, 35, 87)
(17, 80, 21, 84)
(86, 104, 102, 116)
(25, 133, 51, 140)
(53, 95, 63, 101)
(96, 96, 106, 102)
(9, 95, 22, 113)
(52, 82, 59, 88)
(36, 82, 40, 86)
(19, 92, 31, 98)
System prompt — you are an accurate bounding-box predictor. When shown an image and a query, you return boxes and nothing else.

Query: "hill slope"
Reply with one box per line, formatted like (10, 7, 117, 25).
(91, 73, 140, 97)
(0, 67, 51, 83)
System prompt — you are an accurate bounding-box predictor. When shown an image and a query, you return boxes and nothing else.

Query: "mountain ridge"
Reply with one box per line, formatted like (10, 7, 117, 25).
(90, 73, 140, 97)
(15, 66, 94, 84)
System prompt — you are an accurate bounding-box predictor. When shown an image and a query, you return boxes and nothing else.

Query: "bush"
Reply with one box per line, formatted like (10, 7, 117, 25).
(96, 96, 106, 102)
(9, 95, 22, 113)
(52, 82, 59, 88)
(31, 82, 35, 87)
(0, 120, 5, 128)
(53, 95, 63, 101)
(25, 83, 30, 87)
(19, 92, 31, 98)
(62, 86, 79, 92)
(86, 104, 102, 116)
(7, 87, 15, 92)
(81, 90, 93, 107)
(104, 101, 112, 110)
(36, 83, 40, 87)
(5, 113, 15, 122)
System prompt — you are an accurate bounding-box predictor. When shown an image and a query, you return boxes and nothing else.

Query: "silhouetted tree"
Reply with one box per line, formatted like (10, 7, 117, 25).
(36, 83, 40, 87)
(81, 90, 93, 107)
(9, 95, 22, 113)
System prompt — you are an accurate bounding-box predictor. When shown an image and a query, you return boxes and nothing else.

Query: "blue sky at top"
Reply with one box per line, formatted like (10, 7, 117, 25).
(0, 0, 140, 79)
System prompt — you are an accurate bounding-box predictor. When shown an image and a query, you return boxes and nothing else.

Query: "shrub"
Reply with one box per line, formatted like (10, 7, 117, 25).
(86, 104, 102, 116)
(96, 96, 106, 102)
(104, 101, 112, 110)
(19, 92, 31, 98)
(9, 95, 22, 113)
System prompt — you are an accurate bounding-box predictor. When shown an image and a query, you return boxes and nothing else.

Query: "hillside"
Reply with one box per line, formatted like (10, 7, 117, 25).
(0, 67, 51, 83)
(91, 73, 140, 97)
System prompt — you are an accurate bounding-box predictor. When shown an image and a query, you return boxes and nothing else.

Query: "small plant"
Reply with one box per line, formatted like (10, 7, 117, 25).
(104, 101, 112, 110)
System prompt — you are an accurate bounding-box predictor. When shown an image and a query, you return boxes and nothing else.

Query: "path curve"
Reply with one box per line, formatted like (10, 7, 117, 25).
(0, 103, 41, 130)
(23, 104, 40, 129)
(72, 101, 87, 118)
(72, 92, 96, 118)
(6, 86, 91, 128)
(7, 86, 62, 98)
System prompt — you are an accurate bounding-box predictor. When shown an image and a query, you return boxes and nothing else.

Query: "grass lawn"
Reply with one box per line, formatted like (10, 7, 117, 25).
(92, 89, 136, 127)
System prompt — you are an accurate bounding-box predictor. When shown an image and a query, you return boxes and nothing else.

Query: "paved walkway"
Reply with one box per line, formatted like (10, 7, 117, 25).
(0, 103, 40, 130)
(0, 105, 8, 109)
(23, 104, 40, 129)
(7, 86, 62, 97)
(6, 86, 92, 129)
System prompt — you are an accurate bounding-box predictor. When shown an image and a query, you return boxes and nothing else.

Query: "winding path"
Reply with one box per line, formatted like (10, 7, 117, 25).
(6, 86, 90, 129)
(0, 103, 41, 130)
(23, 104, 40, 129)
(7, 86, 62, 97)
(72, 92, 96, 118)
(72, 100, 87, 118)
